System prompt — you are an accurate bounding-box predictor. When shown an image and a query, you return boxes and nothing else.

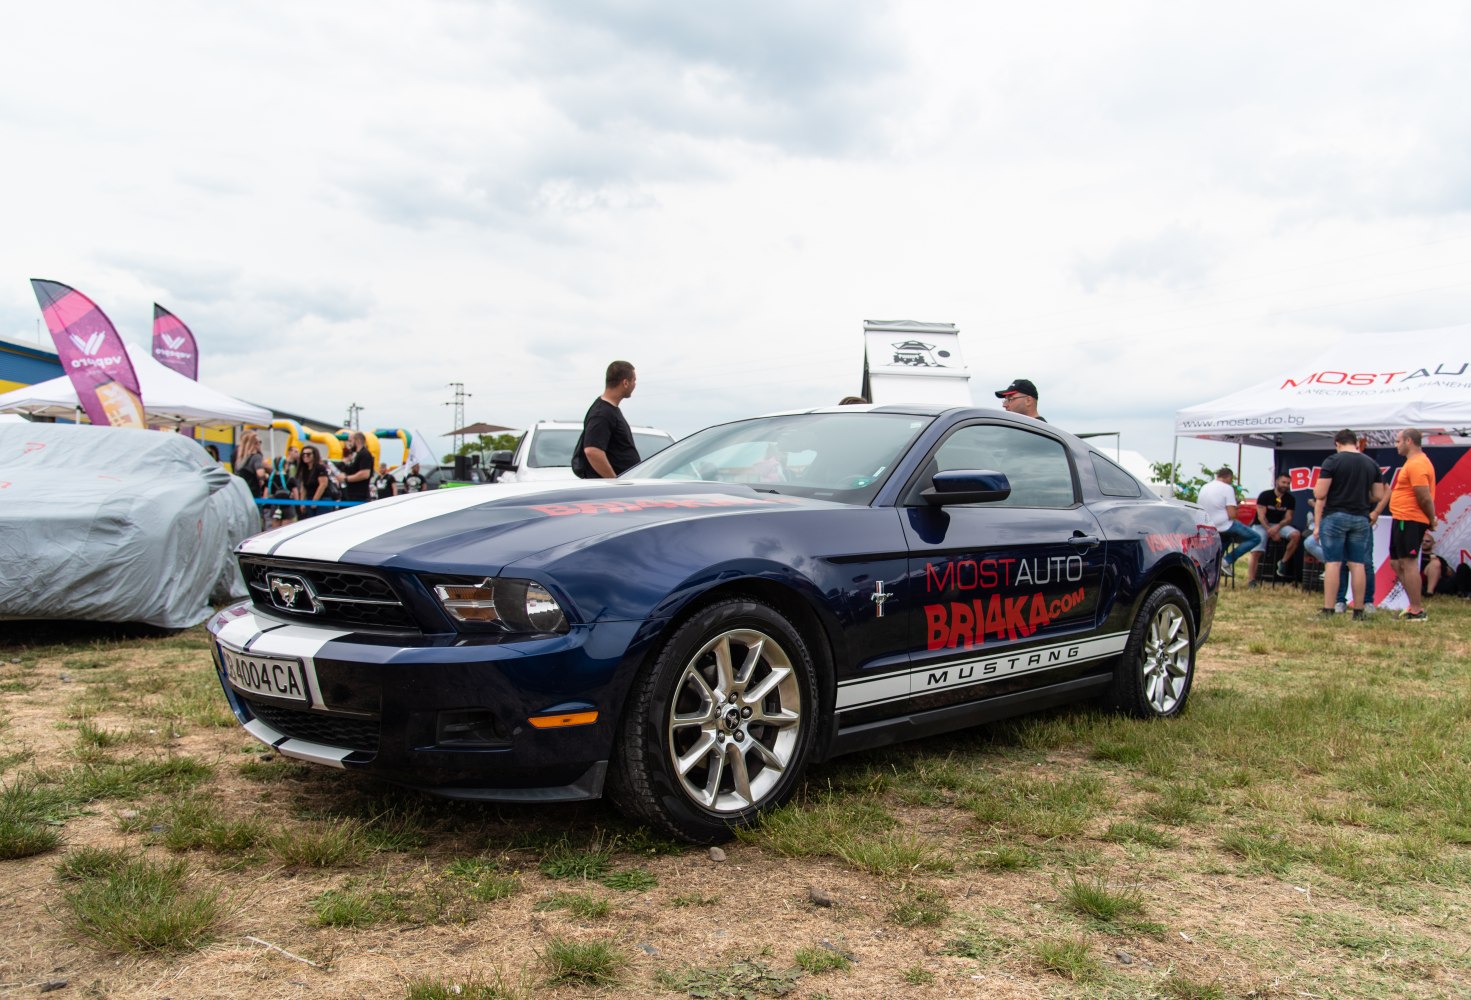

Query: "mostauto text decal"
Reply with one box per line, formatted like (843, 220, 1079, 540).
(922, 557, 1086, 650)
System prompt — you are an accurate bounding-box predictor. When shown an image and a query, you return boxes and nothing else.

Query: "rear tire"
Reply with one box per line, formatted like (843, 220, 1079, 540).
(606, 597, 819, 843)
(1106, 584, 1195, 718)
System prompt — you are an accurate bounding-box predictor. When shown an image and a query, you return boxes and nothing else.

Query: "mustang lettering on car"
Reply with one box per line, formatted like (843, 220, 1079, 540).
(209, 405, 1221, 842)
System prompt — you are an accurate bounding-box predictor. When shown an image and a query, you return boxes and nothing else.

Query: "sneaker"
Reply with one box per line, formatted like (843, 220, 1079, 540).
(1399, 609, 1428, 622)
(1275, 560, 1287, 577)
(1319, 608, 1337, 617)
(1220, 561, 1234, 578)
(1247, 579, 1259, 589)
(1334, 601, 1347, 614)
(1352, 609, 1365, 620)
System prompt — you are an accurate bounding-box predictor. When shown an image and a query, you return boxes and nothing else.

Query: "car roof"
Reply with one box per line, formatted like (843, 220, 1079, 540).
(531, 420, 673, 434)
(761, 403, 970, 418)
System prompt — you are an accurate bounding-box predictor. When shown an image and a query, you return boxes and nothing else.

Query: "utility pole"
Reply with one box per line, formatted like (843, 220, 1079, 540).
(345, 403, 364, 430)
(444, 382, 470, 469)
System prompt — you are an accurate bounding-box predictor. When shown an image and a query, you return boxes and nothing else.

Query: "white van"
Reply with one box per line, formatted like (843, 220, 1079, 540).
(490, 420, 676, 484)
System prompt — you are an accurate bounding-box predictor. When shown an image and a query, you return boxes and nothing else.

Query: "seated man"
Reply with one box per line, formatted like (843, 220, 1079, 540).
(1422, 533, 1466, 597)
(1197, 467, 1258, 577)
(1248, 473, 1302, 583)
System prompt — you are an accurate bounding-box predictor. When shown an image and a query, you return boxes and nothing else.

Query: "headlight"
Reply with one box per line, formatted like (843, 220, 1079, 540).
(430, 577, 569, 634)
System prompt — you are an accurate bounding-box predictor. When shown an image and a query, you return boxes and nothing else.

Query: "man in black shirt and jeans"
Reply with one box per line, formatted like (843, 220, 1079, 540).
(574, 360, 641, 478)
(1312, 429, 1386, 619)
(337, 431, 375, 503)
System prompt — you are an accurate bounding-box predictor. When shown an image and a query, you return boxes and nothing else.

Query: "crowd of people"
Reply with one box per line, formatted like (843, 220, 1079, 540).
(229, 428, 433, 526)
(224, 369, 1462, 613)
(1201, 426, 1466, 621)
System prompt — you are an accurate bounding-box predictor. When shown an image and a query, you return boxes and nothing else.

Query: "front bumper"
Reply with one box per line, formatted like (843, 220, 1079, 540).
(207, 601, 647, 801)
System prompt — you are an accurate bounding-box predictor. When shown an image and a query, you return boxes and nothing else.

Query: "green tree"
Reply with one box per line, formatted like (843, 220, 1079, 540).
(442, 432, 521, 464)
(1151, 462, 1241, 503)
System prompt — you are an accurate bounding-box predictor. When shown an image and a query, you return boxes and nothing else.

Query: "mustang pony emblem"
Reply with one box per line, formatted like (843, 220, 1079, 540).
(267, 574, 317, 613)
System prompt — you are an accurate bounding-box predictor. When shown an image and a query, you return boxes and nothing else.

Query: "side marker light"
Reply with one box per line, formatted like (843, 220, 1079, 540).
(528, 711, 599, 729)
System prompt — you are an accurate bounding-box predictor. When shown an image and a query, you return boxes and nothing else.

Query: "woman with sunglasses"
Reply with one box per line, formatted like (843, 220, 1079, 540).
(298, 445, 330, 519)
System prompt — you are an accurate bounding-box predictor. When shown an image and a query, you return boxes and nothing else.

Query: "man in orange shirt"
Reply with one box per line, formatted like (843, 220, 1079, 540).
(1388, 428, 1437, 621)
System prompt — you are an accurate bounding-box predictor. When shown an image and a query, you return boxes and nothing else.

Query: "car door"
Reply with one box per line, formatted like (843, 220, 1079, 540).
(899, 421, 1110, 713)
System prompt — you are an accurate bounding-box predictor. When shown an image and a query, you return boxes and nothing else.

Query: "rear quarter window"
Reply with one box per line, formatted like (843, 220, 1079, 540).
(1090, 453, 1143, 498)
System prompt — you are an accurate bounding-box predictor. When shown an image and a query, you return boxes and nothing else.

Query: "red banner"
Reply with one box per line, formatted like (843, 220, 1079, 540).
(31, 279, 145, 428)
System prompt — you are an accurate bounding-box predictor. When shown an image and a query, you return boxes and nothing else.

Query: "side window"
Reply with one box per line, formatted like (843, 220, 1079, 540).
(919, 424, 1077, 507)
(1090, 453, 1142, 498)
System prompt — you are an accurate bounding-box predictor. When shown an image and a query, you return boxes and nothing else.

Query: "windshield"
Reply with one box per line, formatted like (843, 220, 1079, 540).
(527, 428, 676, 468)
(626, 411, 932, 504)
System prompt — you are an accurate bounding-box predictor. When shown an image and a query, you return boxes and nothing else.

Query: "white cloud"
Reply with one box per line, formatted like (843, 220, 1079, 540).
(2, 0, 1470, 489)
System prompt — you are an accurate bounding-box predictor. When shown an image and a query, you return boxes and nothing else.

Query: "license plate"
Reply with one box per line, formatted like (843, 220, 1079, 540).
(221, 646, 308, 703)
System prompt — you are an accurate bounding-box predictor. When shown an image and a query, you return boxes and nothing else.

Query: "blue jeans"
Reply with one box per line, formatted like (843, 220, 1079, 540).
(1308, 513, 1376, 604)
(1220, 521, 1260, 566)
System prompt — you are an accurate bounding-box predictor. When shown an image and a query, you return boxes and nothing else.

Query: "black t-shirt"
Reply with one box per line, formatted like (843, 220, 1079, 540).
(300, 463, 328, 499)
(580, 398, 640, 476)
(340, 448, 374, 501)
(1255, 488, 1296, 525)
(403, 472, 428, 493)
(1320, 450, 1382, 517)
(237, 453, 264, 498)
(372, 473, 396, 499)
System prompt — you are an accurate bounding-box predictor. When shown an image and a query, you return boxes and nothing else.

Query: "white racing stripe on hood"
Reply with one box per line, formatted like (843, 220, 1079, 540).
(261, 481, 588, 562)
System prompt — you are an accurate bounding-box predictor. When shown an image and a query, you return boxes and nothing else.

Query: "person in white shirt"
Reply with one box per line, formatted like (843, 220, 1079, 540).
(1197, 467, 1259, 578)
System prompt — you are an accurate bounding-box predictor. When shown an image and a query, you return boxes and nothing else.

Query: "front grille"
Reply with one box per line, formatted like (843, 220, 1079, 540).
(244, 698, 380, 753)
(240, 557, 419, 631)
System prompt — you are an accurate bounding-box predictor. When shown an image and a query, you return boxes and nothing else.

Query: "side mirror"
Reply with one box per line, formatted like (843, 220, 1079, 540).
(489, 450, 514, 470)
(922, 469, 1011, 505)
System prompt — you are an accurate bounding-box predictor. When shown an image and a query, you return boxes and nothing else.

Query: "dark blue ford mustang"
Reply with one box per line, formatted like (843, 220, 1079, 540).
(211, 405, 1221, 841)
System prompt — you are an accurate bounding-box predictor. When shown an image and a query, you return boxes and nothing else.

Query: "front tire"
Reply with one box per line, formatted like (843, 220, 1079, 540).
(1106, 584, 1195, 718)
(607, 597, 819, 843)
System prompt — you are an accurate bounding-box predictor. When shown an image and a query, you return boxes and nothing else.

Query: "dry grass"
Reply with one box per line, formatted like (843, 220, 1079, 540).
(0, 587, 1468, 998)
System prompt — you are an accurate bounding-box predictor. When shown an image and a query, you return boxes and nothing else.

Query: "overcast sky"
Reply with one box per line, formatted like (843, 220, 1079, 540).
(4, 1, 1469, 487)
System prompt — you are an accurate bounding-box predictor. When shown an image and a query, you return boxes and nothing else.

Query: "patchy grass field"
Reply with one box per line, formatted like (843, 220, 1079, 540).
(1, 588, 1469, 999)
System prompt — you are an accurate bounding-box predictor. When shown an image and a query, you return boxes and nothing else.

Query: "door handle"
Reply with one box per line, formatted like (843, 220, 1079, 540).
(1068, 533, 1101, 549)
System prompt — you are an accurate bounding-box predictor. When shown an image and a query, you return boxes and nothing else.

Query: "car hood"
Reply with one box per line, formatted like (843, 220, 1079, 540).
(238, 479, 840, 573)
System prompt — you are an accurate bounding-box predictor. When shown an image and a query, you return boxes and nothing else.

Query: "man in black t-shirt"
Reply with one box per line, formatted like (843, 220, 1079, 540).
(1312, 429, 1386, 617)
(372, 462, 397, 500)
(402, 463, 428, 493)
(575, 360, 641, 478)
(336, 431, 374, 502)
(1248, 473, 1301, 582)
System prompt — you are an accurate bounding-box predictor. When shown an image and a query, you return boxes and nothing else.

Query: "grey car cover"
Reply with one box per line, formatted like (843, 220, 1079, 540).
(0, 422, 256, 628)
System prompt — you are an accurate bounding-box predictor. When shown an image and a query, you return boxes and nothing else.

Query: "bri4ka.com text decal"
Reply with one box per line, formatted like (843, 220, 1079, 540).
(922, 556, 1086, 650)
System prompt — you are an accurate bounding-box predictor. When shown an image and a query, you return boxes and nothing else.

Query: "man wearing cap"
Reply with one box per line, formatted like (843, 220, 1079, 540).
(996, 379, 1045, 421)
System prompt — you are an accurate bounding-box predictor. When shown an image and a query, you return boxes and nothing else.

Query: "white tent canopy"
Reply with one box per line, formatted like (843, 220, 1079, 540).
(0, 346, 271, 429)
(1174, 328, 1471, 448)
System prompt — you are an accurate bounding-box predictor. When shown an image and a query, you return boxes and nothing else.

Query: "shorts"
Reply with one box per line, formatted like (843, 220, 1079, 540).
(1253, 523, 1300, 546)
(1319, 511, 1371, 566)
(1389, 519, 1428, 560)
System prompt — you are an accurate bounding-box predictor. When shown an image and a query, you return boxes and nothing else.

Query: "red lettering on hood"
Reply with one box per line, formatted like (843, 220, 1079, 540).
(531, 494, 801, 517)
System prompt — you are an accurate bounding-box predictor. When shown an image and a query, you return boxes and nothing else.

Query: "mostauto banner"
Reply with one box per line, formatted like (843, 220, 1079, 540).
(1175, 330, 1471, 446)
(31, 279, 145, 429)
(1276, 445, 1471, 609)
(152, 304, 199, 380)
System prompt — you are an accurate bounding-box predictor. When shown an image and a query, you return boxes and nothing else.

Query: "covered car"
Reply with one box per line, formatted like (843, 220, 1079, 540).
(209, 405, 1221, 841)
(1, 422, 257, 628)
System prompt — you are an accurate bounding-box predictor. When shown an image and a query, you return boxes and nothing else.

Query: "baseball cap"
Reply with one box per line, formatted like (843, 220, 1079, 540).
(995, 378, 1038, 399)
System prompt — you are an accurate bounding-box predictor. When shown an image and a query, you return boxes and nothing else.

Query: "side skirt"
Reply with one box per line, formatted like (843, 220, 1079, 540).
(827, 675, 1113, 758)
